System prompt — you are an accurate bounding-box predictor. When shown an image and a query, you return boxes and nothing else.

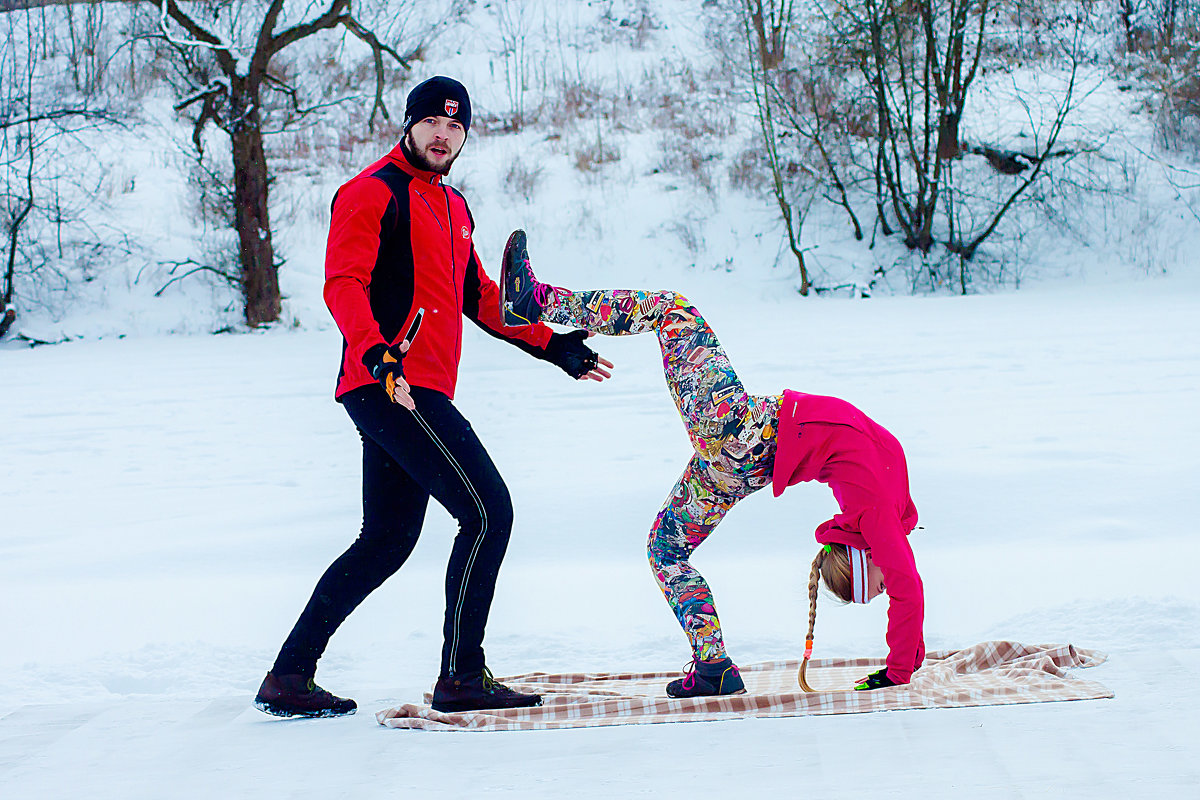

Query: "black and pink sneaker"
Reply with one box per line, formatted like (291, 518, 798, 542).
(253, 672, 357, 718)
(666, 657, 746, 698)
(500, 229, 565, 326)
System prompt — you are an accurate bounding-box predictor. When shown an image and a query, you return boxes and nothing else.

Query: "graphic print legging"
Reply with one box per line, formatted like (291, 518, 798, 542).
(543, 289, 781, 663)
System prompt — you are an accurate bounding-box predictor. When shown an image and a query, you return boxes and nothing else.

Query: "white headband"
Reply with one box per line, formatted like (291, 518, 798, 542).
(848, 546, 870, 604)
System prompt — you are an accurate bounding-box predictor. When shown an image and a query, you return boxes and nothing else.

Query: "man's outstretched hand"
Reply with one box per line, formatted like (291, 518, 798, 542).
(544, 330, 614, 382)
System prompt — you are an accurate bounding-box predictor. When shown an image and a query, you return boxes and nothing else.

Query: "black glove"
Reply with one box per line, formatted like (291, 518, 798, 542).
(363, 343, 410, 405)
(543, 330, 600, 379)
(854, 668, 900, 691)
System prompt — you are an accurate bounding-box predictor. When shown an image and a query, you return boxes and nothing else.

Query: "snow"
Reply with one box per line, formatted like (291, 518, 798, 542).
(3, 277, 1199, 796)
(4, 0, 1200, 794)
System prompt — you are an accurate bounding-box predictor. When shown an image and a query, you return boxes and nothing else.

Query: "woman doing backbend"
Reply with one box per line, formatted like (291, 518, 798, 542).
(499, 231, 924, 697)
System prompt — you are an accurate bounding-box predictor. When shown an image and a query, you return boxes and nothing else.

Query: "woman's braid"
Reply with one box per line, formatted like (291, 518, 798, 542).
(798, 549, 824, 692)
(806, 549, 822, 643)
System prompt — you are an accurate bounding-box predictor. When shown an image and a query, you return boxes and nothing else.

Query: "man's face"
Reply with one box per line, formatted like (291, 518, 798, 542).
(405, 115, 466, 174)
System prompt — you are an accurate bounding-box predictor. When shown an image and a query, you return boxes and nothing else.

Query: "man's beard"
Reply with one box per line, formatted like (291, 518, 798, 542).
(404, 132, 460, 175)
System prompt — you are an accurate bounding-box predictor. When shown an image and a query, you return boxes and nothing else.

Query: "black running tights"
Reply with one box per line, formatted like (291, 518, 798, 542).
(271, 384, 513, 678)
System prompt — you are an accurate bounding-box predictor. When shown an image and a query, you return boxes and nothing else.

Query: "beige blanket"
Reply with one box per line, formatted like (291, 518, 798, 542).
(376, 641, 1112, 732)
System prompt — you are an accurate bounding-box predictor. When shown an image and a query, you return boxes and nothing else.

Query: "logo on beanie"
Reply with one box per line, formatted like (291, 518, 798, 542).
(445, 99, 459, 116)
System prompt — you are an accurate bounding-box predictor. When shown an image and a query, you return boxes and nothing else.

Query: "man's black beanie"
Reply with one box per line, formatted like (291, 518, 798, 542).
(402, 76, 471, 134)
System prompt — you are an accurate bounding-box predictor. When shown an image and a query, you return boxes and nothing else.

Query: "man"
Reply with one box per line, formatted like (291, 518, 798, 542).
(255, 76, 613, 718)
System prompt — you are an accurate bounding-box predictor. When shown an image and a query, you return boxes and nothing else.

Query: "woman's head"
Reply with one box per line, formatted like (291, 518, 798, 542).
(799, 543, 886, 691)
(817, 543, 886, 604)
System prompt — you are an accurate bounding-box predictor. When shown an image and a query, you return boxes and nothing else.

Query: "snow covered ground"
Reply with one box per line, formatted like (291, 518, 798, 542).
(3, 275, 1199, 797)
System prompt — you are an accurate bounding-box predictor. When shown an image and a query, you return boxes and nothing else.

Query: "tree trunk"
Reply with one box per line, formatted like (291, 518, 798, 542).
(936, 110, 960, 159)
(1119, 0, 1136, 52)
(4, 205, 25, 309)
(3, 164, 34, 338)
(229, 92, 280, 326)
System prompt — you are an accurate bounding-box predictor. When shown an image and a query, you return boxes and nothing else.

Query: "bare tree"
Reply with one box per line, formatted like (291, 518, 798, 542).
(839, 0, 992, 253)
(489, 0, 534, 130)
(760, 0, 1091, 292)
(151, 0, 411, 326)
(770, 59, 866, 243)
(746, 0, 792, 70)
(5, 0, 416, 325)
(2, 4, 120, 339)
(739, 0, 813, 294)
(1115, 0, 1200, 53)
(0, 118, 32, 338)
(1124, 0, 1200, 151)
(945, 53, 1084, 264)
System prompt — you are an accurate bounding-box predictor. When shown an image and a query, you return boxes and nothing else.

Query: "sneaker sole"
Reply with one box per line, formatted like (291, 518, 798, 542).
(499, 229, 528, 326)
(253, 699, 357, 719)
(430, 697, 543, 714)
(665, 687, 748, 699)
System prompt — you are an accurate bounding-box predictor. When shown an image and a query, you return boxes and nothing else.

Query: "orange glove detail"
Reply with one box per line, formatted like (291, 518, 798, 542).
(363, 343, 412, 408)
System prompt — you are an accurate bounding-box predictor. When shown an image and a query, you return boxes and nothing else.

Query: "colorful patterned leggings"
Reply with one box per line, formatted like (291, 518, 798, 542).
(543, 289, 780, 663)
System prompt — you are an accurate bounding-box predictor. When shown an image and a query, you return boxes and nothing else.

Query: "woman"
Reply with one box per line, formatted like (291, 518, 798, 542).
(501, 231, 923, 696)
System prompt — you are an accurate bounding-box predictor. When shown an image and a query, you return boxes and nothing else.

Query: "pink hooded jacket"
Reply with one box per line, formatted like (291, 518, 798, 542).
(771, 390, 924, 683)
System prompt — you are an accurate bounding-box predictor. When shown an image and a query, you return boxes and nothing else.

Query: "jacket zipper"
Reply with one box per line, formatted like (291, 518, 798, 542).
(444, 185, 462, 363)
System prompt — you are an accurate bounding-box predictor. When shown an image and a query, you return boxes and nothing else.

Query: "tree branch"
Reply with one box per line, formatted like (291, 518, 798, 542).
(174, 82, 223, 152)
(0, 107, 120, 130)
(153, 259, 238, 296)
(268, 0, 349, 55)
(2, 0, 133, 10)
(152, 0, 238, 76)
(954, 53, 1081, 259)
(340, 15, 411, 130)
(261, 73, 356, 122)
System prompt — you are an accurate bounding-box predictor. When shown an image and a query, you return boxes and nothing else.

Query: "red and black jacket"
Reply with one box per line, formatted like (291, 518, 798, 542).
(324, 141, 554, 399)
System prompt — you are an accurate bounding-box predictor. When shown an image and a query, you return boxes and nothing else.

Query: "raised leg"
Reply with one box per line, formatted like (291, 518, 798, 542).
(544, 290, 752, 460)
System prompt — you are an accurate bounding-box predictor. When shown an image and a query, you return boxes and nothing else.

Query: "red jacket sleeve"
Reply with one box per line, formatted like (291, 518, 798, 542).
(323, 177, 393, 368)
(859, 507, 926, 684)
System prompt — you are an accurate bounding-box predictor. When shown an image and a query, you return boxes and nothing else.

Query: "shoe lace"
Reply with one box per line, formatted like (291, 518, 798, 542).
(479, 666, 516, 696)
(678, 659, 739, 693)
(512, 255, 568, 311)
(305, 678, 334, 700)
(680, 659, 699, 691)
(532, 280, 570, 308)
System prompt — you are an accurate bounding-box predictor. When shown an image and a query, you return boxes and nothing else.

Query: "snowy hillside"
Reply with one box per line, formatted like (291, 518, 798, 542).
(3, 0, 1198, 342)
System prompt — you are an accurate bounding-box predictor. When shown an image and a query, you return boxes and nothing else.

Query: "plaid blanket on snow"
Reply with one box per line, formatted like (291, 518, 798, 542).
(375, 641, 1112, 732)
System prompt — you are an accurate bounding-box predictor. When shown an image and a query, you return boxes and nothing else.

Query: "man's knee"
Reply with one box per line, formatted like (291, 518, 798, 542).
(460, 482, 513, 540)
(350, 529, 418, 574)
(487, 491, 514, 537)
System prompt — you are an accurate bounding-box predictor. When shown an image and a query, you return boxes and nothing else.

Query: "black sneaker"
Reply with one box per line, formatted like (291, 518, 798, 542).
(253, 672, 357, 718)
(431, 666, 543, 713)
(666, 657, 746, 698)
(500, 229, 554, 326)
